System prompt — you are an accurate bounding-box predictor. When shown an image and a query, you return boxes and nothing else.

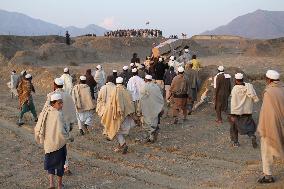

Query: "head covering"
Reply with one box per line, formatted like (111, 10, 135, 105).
(50, 93, 62, 101)
(25, 74, 32, 79)
(145, 75, 152, 80)
(224, 74, 231, 79)
(178, 67, 184, 73)
(96, 65, 102, 70)
(11, 70, 16, 74)
(170, 56, 175, 60)
(64, 67, 69, 73)
(159, 57, 163, 62)
(235, 73, 243, 80)
(80, 76, 87, 81)
(266, 70, 280, 80)
(21, 70, 26, 76)
(113, 70, 117, 73)
(132, 68, 138, 73)
(54, 78, 64, 85)
(123, 66, 128, 70)
(185, 49, 189, 53)
(116, 77, 123, 84)
(218, 66, 224, 72)
(130, 63, 134, 67)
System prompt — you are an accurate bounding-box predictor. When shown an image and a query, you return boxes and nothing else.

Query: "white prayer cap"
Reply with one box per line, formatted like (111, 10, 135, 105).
(178, 67, 184, 73)
(235, 73, 243, 80)
(21, 70, 26, 75)
(116, 77, 123, 84)
(64, 67, 69, 73)
(113, 70, 117, 73)
(130, 63, 134, 67)
(96, 65, 102, 69)
(54, 78, 64, 85)
(123, 66, 128, 70)
(266, 70, 280, 80)
(170, 56, 175, 60)
(132, 68, 138, 73)
(145, 75, 152, 80)
(185, 49, 189, 53)
(218, 66, 224, 72)
(224, 74, 231, 79)
(80, 76, 86, 81)
(159, 57, 163, 62)
(25, 74, 32, 79)
(50, 93, 62, 101)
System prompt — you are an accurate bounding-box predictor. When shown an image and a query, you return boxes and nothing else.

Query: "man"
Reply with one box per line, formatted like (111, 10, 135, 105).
(16, 70, 27, 89)
(140, 75, 164, 143)
(112, 70, 118, 82)
(178, 48, 191, 65)
(131, 53, 140, 64)
(228, 73, 259, 148)
(94, 65, 106, 91)
(190, 55, 202, 71)
(101, 77, 136, 154)
(10, 70, 19, 98)
(214, 66, 231, 124)
(184, 63, 200, 114)
(169, 67, 190, 124)
(164, 66, 177, 102)
(168, 56, 181, 73)
(119, 66, 131, 87)
(42, 78, 77, 175)
(257, 70, 284, 184)
(17, 74, 37, 126)
(35, 93, 73, 189)
(85, 69, 97, 99)
(71, 76, 96, 135)
(155, 57, 168, 90)
(127, 68, 145, 117)
(138, 64, 146, 79)
(60, 68, 73, 94)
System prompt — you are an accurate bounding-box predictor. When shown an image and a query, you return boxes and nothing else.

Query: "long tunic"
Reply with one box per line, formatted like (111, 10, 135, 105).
(96, 82, 116, 117)
(215, 73, 231, 111)
(127, 75, 145, 101)
(258, 81, 284, 157)
(60, 73, 73, 94)
(71, 84, 95, 112)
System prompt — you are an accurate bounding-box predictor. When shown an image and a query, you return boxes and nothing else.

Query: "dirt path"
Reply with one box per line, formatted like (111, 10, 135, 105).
(0, 76, 284, 189)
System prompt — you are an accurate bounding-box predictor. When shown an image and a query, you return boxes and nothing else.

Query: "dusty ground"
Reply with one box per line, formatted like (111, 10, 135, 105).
(0, 56, 284, 189)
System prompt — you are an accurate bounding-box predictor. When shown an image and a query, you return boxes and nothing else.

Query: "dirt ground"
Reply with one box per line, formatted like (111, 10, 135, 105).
(0, 56, 284, 189)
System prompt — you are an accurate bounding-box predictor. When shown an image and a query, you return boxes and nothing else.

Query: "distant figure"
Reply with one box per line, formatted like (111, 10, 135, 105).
(65, 31, 70, 45)
(190, 55, 202, 71)
(131, 53, 140, 64)
(60, 68, 73, 94)
(85, 69, 97, 99)
(10, 70, 19, 98)
(119, 66, 131, 86)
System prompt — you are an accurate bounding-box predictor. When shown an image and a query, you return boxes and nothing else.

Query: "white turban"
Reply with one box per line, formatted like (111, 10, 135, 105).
(218, 66, 224, 72)
(159, 57, 163, 62)
(50, 93, 62, 101)
(54, 78, 64, 85)
(145, 75, 152, 80)
(64, 67, 69, 73)
(25, 74, 32, 79)
(96, 65, 102, 70)
(266, 70, 280, 80)
(116, 77, 123, 84)
(235, 73, 243, 80)
(80, 76, 87, 81)
(132, 68, 138, 73)
(178, 67, 184, 73)
(170, 56, 175, 60)
(123, 66, 128, 70)
(185, 49, 189, 53)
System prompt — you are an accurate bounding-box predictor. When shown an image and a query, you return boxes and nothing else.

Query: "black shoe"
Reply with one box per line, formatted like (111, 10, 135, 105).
(18, 122, 24, 127)
(174, 118, 178, 124)
(232, 142, 240, 148)
(122, 144, 128, 154)
(257, 176, 275, 184)
(79, 129, 85, 136)
(251, 136, 258, 149)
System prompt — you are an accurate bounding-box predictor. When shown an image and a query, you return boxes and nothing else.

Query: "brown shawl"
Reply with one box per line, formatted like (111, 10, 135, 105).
(17, 79, 32, 107)
(258, 81, 284, 157)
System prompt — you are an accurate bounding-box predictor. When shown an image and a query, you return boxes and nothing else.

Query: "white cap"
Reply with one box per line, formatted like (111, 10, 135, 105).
(235, 73, 243, 80)
(145, 75, 152, 80)
(224, 74, 231, 79)
(218, 66, 224, 72)
(116, 77, 123, 84)
(178, 67, 184, 73)
(54, 78, 64, 85)
(64, 67, 69, 73)
(96, 65, 102, 70)
(123, 66, 128, 70)
(113, 70, 117, 73)
(25, 74, 32, 79)
(159, 57, 163, 62)
(185, 49, 189, 53)
(132, 68, 138, 73)
(130, 63, 134, 67)
(80, 76, 86, 81)
(266, 70, 280, 80)
(170, 56, 175, 60)
(21, 70, 26, 75)
(50, 93, 62, 101)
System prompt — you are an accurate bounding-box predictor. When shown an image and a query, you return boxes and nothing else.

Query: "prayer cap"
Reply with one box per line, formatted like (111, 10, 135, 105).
(130, 63, 134, 67)
(266, 70, 280, 80)
(54, 78, 64, 85)
(170, 56, 175, 60)
(96, 65, 102, 69)
(218, 66, 224, 72)
(132, 68, 138, 73)
(145, 75, 152, 80)
(50, 93, 62, 101)
(235, 73, 243, 80)
(185, 49, 189, 53)
(113, 70, 117, 73)
(123, 66, 129, 70)
(159, 57, 163, 62)
(25, 74, 32, 79)
(178, 67, 184, 73)
(80, 76, 87, 81)
(116, 77, 123, 84)
(64, 67, 69, 73)
(224, 74, 231, 79)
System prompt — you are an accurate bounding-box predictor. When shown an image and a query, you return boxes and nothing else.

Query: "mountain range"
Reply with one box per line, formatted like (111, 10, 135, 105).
(202, 9, 284, 39)
(0, 9, 107, 36)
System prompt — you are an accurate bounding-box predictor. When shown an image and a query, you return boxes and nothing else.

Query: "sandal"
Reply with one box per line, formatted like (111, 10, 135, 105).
(257, 176, 275, 184)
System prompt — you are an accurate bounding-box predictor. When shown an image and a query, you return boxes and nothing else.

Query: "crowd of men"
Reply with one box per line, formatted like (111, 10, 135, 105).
(104, 29, 163, 38)
(8, 48, 284, 188)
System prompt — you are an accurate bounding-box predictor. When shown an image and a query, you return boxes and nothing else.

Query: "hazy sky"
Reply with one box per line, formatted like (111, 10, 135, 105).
(1, 0, 283, 36)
